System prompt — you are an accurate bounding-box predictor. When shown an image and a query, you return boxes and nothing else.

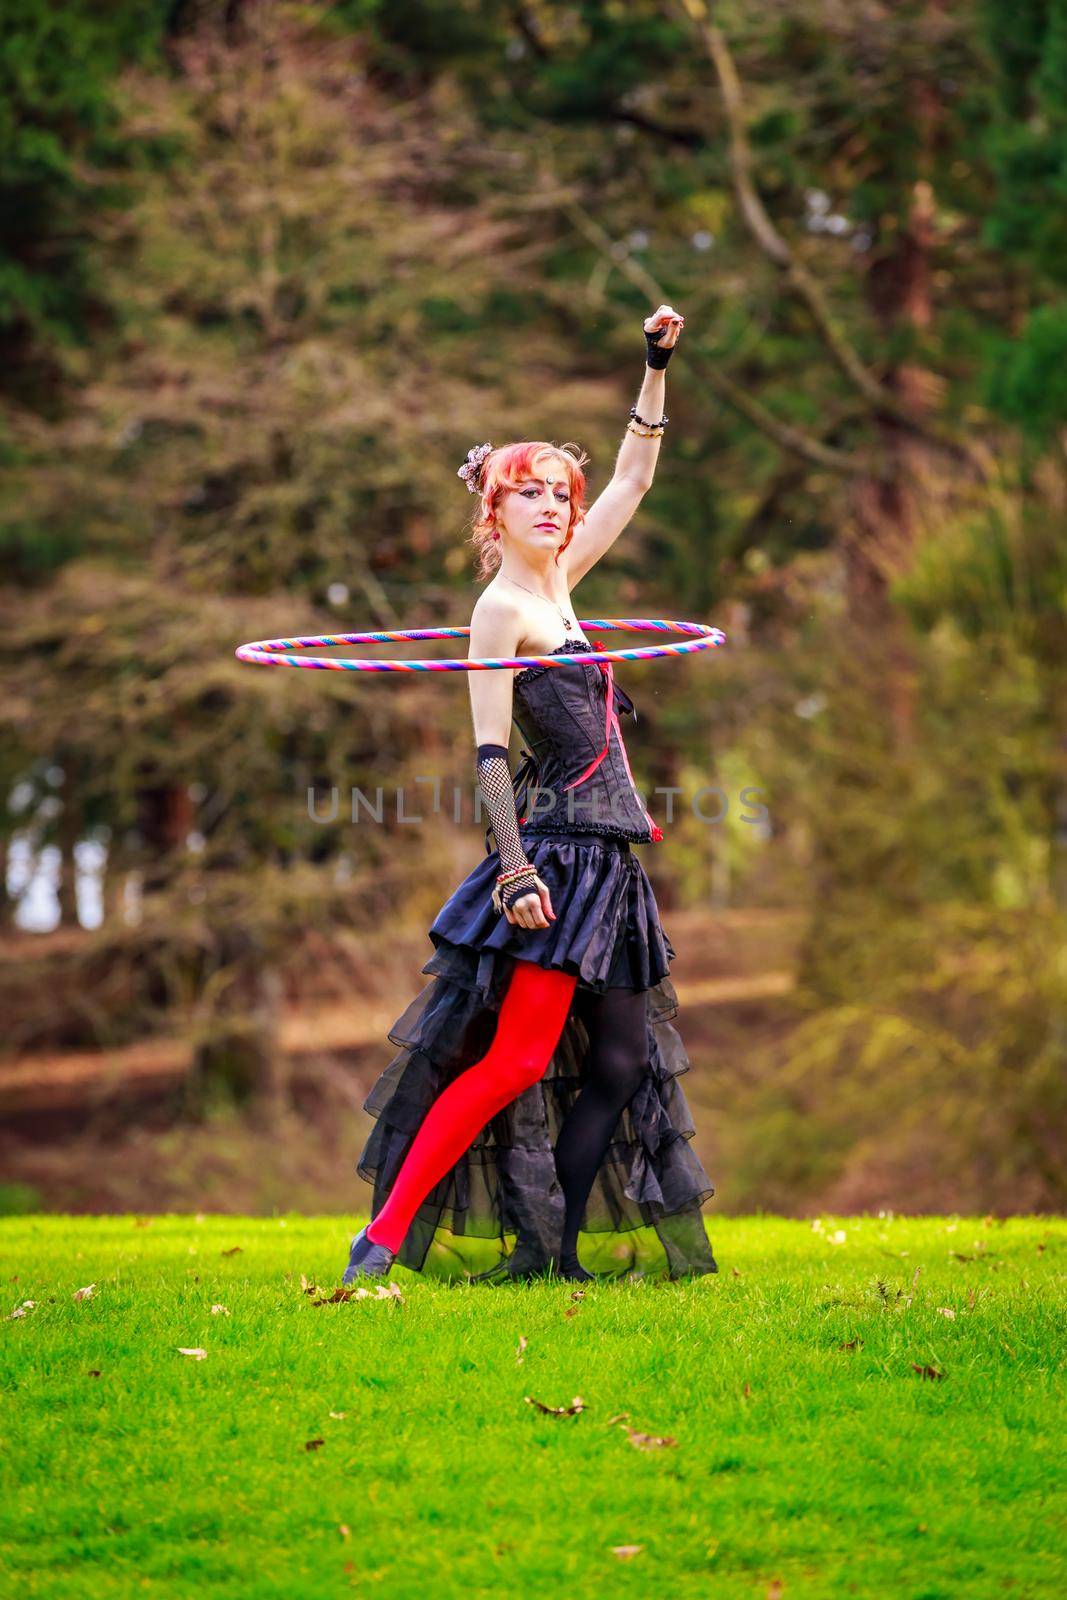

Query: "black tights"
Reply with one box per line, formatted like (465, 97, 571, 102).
(554, 984, 650, 1268)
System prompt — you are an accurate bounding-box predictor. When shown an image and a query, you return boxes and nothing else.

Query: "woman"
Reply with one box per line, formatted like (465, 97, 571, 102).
(342, 304, 717, 1285)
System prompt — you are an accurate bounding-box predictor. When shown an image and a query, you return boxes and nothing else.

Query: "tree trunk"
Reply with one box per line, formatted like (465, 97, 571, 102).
(0, 836, 13, 930)
(56, 762, 83, 928)
(137, 782, 194, 896)
(844, 177, 939, 748)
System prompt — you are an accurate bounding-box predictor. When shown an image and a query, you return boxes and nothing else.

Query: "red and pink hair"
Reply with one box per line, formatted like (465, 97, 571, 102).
(468, 441, 590, 581)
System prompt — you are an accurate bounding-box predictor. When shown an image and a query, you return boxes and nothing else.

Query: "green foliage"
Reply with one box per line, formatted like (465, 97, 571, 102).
(985, 305, 1067, 439)
(345, 0, 499, 68)
(0, 1181, 41, 1215)
(734, 905, 1067, 1211)
(979, 0, 1053, 108)
(0, 514, 85, 582)
(978, 0, 1067, 276)
(0, 1, 175, 399)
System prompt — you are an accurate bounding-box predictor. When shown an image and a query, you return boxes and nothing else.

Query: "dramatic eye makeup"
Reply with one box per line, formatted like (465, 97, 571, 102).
(520, 481, 569, 499)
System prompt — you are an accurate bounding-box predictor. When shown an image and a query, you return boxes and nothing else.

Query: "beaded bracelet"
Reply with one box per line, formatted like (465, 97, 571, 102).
(496, 866, 536, 884)
(627, 418, 664, 439)
(630, 405, 669, 428)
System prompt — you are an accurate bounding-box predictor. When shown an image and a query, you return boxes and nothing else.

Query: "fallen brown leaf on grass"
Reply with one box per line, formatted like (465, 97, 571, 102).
(611, 1545, 644, 1559)
(87, 1369, 101, 1378)
(623, 1426, 677, 1451)
(305, 1438, 325, 1451)
(72, 1284, 96, 1302)
(731, 1266, 742, 1278)
(176, 1347, 207, 1360)
(911, 1363, 945, 1381)
(604, 1412, 630, 1427)
(9, 1300, 36, 1319)
(221, 1246, 242, 1257)
(564, 1305, 582, 1319)
(838, 1337, 863, 1351)
(570, 1289, 586, 1302)
(309, 1283, 404, 1305)
(767, 1580, 784, 1599)
(525, 1395, 586, 1416)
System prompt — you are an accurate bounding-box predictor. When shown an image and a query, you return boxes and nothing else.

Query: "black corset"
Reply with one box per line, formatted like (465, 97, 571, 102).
(484, 639, 661, 850)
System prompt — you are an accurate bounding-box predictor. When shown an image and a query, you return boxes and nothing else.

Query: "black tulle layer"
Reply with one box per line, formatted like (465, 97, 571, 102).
(355, 833, 717, 1281)
(431, 829, 678, 993)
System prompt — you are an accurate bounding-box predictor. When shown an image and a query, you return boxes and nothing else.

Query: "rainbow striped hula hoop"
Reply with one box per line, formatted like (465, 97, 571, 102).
(234, 618, 726, 674)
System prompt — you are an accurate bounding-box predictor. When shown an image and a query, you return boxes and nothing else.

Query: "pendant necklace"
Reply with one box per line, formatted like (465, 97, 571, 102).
(503, 574, 574, 632)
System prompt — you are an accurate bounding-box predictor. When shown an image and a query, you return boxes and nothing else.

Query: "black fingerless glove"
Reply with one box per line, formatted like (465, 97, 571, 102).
(476, 744, 540, 912)
(645, 325, 674, 369)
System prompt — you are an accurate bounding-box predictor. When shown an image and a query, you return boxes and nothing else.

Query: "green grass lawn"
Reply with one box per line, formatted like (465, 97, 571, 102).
(1, 1214, 1063, 1599)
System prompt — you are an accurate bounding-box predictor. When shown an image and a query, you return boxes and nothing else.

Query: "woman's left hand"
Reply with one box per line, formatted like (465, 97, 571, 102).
(644, 304, 685, 349)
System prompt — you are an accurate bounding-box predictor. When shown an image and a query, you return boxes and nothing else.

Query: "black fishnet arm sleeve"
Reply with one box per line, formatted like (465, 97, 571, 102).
(476, 743, 540, 912)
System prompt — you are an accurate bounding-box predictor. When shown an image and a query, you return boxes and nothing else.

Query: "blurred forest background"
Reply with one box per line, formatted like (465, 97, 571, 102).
(1, 0, 1065, 1220)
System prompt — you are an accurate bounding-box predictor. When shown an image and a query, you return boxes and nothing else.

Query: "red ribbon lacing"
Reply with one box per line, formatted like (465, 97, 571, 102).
(557, 639, 663, 841)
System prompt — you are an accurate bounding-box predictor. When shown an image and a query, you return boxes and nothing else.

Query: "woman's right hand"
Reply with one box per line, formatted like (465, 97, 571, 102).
(497, 874, 556, 930)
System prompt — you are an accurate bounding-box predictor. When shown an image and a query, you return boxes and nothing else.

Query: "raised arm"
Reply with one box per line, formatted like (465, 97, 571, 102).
(468, 598, 556, 930)
(561, 303, 685, 590)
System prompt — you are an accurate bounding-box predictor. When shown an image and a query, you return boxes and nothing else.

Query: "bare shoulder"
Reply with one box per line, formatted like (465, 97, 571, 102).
(470, 584, 525, 656)
(467, 586, 524, 743)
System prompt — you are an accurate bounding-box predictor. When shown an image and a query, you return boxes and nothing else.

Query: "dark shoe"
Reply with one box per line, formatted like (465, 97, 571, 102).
(557, 1253, 596, 1283)
(470, 1262, 549, 1285)
(342, 1224, 395, 1286)
(471, 1244, 556, 1285)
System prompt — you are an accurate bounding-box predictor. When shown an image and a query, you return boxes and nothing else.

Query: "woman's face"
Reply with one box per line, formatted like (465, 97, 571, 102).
(495, 456, 573, 550)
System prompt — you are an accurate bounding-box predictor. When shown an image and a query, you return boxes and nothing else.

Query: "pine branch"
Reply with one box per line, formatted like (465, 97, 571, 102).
(559, 198, 878, 479)
(675, 1, 981, 472)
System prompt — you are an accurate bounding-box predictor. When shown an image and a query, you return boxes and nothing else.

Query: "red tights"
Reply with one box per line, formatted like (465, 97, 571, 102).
(365, 959, 578, 1254)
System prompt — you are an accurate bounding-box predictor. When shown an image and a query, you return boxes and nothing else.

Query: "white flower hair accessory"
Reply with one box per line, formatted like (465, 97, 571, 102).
(457, 441, 493, 494)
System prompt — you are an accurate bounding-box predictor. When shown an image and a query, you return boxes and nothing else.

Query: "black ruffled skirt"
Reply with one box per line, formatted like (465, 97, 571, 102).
(355, 831, 717, 1281)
